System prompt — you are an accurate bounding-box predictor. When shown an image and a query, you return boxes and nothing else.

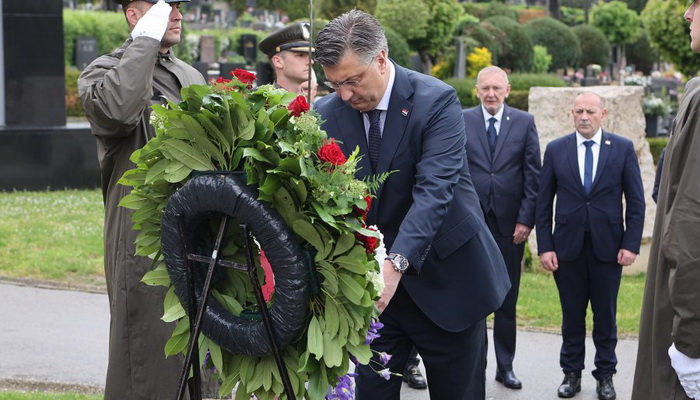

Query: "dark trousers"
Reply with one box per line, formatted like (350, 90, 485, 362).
(355, 284, 486, 400)
(485, 212, 524, 372)
(553, 236, 622, 380)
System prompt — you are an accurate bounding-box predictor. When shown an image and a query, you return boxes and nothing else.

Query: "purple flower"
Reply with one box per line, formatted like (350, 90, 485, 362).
(379, 352, 392, 365)
(365, 318, 384, 344)
(378, 368, 391, 380)
(326, 373, 357, 400)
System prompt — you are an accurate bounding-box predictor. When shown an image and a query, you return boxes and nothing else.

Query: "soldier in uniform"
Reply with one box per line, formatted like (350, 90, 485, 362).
(78, 1, 206, 398)
(258, 22, 315, 95)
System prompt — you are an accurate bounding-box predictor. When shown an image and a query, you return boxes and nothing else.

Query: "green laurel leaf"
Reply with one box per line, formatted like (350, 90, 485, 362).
(141, 263, 171, 287)
(307, 316, 324, 360)
(292, 219, 325, 256)
(161, 138, 215, 171)
(338, 272, 365, 305)
(162, 286, 186, 322)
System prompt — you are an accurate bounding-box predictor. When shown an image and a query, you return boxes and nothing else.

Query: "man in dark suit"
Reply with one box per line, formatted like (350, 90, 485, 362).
(536, 92, 645, 400)
(314, 9, 511, 400)
(463, 66, 541, 390)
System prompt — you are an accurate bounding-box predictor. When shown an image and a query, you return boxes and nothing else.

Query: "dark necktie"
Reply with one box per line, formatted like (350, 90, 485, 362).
(583, 140, 594, 194)
(367, 109, 382, 173)
(487, 117, 497, 155)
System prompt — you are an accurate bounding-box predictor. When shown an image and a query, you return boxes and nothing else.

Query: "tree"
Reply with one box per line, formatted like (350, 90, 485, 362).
(524, 17, 581, 71)
(591, 1, 641, 72)
(318, 0, 377, 20)
(642, 0, 700, 77)
(482, 16, 534, 72)
(377, 0, 462, 74)
(572, 24, 611, 69)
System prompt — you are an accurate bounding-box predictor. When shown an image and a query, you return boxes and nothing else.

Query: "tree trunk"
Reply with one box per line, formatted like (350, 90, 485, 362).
(547, 0, 562, 20)
(419, 50, 433, 76)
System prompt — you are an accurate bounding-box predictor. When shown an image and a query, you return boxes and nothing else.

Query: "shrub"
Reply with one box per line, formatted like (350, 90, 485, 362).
(572, 24, 611, 68)
(626, 29, 658, 76)
(532, 45, 552, 74)
(507, 73, 566, 90)
(643, 0, 700, 77)
(63, 9, 129, 66)
(647, 137, 669, 165)
(65, 67, 83, 118)
(445, 73, 566, 109)
(524, 17, 581, 71)
(461, 2, 484, 18)
(458, 18, 502, 64)
(561, 6, 585, 26)
(467, 47, 493, 78)
(481, 2, 519, 21)
(482, 16, 534, 72)
(384, 26, 412, 69)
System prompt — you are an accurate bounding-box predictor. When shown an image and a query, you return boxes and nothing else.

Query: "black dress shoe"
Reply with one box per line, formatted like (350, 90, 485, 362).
(495, 369, 522, 389)
(402, 365, 427, 389)
(557, 372, 581, 398)
(596, 376, 616, 400)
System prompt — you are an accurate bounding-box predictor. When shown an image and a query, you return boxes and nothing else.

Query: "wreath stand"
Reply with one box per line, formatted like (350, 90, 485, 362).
(173, 214, 297, 400)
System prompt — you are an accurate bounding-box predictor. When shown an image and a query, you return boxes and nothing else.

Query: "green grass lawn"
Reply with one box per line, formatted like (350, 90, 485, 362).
(0, 189, 645, 337)
(0, 189, 105, 290)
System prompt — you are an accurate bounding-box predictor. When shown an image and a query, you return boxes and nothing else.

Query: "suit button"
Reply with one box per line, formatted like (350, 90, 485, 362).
(586, 202, 590, 205)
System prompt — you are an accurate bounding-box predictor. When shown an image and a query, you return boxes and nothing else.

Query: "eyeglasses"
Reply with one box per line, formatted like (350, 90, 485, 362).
(324, 58, 375, 91)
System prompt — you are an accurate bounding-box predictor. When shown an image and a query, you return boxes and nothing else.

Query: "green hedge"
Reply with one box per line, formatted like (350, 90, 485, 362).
(647, 137, 669, 165)
(64, 10, 129, 67)
(445, 73, 566, 110)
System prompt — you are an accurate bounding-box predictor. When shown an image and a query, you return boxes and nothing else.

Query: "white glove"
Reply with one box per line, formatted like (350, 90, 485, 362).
(131, 0, 171, 41)
(669, 342, 700, 399)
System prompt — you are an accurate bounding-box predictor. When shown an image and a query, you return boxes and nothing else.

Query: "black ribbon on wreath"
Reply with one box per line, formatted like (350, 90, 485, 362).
(160, 173, 311, 400)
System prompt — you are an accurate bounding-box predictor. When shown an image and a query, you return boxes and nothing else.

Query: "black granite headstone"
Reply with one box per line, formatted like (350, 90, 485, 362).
(75, 36, 98, 71)
(3, 0, 66, 127)
(240, 34, 257, 66)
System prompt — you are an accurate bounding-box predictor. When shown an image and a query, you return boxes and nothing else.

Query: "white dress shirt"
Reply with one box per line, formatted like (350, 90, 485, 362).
(576, 129, 602, 186)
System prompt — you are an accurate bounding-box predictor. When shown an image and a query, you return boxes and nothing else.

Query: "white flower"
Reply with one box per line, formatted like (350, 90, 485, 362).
(368, 225, 386, 294)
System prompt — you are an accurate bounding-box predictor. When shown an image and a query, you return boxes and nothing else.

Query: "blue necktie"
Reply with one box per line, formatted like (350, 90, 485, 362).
(583, 140, 594, 194)
(367, 109, 382, 173)
(487, 117, 497, 155)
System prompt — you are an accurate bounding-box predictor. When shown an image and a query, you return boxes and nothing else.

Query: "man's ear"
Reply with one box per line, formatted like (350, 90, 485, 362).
(271, 54, 284, 70)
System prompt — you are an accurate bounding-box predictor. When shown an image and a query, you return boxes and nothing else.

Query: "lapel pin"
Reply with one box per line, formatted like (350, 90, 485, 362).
(506, 116, 510, 121)
(605, 140, 611, 145)
(401, 109, 409, 117)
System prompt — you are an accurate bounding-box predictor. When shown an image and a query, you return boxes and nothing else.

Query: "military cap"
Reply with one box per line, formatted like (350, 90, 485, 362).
(112, 0, 190, 6)
(258, 23, 314, 58)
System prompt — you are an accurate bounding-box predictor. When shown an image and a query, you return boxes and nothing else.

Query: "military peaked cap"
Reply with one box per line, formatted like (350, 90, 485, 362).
(258, 23, 314, 58)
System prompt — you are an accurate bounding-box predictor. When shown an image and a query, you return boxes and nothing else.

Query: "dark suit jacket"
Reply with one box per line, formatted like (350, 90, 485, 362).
(315, 63, 510, 332)
(536, 131, 645, 263)
(463, 104, 541, 236)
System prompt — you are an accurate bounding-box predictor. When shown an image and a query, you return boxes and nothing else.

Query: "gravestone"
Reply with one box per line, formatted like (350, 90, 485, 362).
(75, 36, 97, 71)
(199, 35, 216, 63)
(1, 0, 99, 190)
(453, 37, 466, 80)
(240, 34, 257, 66)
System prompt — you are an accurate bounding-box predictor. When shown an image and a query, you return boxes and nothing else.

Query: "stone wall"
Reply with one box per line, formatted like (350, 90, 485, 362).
(527, 86, 656, 256)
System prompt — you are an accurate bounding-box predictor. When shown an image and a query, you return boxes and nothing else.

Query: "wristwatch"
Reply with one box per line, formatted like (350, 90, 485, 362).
(385, 253, 409, 273)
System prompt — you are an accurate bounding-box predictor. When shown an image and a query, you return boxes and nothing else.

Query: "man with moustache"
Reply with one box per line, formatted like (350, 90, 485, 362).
(632, 2, 700, 399)
(536, 92, 644, 399)
(462, 65, 541, 390)
(78, 1, 205, 398)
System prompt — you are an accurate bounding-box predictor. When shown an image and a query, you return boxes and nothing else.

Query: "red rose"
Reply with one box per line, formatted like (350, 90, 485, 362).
(215, 77, 231, 83)
(318, 140, 347, 166)
(231, 69, 256, 85)
(353, 195, 372, 220)
(288, 95, 310, 117)
(354, 232, 378, 254)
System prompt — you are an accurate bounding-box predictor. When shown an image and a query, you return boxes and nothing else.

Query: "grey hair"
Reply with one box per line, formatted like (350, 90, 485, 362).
(315, 9, 388, 66)
(476, 66, 509, 85)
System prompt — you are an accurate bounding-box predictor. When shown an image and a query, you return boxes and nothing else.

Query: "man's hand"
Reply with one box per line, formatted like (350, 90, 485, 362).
(131, 0, 171, 41)
(669, 343, 700, 399)
(513, 223, 532, 245)
(375, 260, 402, 314)
(617, 249, 637, 266)
(540, 251, 558, 272)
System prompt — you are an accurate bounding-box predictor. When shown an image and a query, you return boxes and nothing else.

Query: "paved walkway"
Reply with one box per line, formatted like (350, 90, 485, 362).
(0, 282, 639, 399)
